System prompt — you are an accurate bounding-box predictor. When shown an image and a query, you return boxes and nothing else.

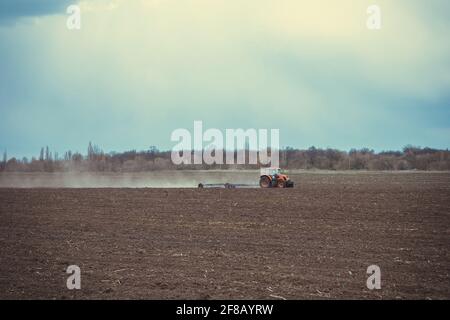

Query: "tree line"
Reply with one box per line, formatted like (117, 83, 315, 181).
(1, 143, 449, 172)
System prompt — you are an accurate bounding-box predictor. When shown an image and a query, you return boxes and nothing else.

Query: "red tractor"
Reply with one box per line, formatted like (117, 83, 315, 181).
(259, 167, 294, 188)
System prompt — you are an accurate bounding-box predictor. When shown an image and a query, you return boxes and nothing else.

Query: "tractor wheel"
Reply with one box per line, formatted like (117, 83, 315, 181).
(276, 180, 286, 188)
(259, 176, 271, 188)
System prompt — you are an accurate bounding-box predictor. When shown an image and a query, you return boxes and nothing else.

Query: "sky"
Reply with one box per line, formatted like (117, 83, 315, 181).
(0, 0, 449, 158)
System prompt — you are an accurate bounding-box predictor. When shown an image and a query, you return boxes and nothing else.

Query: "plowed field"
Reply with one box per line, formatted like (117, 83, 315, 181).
(0, 172, 449, 299)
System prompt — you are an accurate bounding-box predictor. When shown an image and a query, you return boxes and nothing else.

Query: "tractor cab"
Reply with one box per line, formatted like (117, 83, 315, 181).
(260, 167, 281, 177)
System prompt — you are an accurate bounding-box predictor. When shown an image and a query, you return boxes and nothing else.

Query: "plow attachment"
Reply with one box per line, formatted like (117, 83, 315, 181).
(198, 183, 259, 189)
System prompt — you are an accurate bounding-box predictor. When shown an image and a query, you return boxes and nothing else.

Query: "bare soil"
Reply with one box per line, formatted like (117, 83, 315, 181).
(0, 172, 449, 299)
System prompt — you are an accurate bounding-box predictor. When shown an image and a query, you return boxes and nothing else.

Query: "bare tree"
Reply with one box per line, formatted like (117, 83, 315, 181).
(1, 150, 6, 171)
(39, 147, 44, 161)
(45, 146, 50, 161)
(88, 141, 94, 161)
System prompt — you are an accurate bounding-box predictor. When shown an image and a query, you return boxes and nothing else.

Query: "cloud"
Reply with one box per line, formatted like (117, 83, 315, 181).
(0, 0, 77, 24)
(0, 0, 449, 157)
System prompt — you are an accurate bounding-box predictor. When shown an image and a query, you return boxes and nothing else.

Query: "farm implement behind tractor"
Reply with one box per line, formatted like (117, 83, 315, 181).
(197, 183, 257, 189)
(197, 167, 294, 189)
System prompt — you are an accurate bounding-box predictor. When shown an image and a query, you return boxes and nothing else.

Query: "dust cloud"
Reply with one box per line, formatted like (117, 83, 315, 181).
(0, 171, 260, 188)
